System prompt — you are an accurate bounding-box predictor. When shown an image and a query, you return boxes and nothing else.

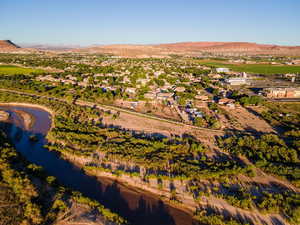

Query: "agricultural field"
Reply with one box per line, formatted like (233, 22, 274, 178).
(0, 65, 44, 75)
(198, 60, 300, 75)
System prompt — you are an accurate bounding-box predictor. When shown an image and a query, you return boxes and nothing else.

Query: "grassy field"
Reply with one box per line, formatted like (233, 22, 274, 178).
(198, 60, 300, 75)
(0, 65, 44, 75)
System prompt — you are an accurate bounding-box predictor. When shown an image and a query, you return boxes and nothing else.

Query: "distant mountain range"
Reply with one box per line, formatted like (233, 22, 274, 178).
(72, 41, 300, 57)
(1, 40, 300, 57)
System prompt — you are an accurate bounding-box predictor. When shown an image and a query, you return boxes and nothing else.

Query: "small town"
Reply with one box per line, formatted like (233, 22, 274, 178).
(0, 1, 300, 225)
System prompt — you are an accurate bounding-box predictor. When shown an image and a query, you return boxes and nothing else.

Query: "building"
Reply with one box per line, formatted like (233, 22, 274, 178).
(208, 73, 222, 79)
(225, 78, 247, 86)
(138, 79, 149, 85)
(284, 74, 296, 78)
(144, 92, 156, 100)
(195, 95, 209, 101)
(292, 60, 300, 65)
(174, 86, 186, 92)
(264, 87, 300, 98)
(242, 72, 247, 78)
(125, 87, 137, 94)
(157, 92, 173, 101)
(218, 98, 234, 105)
(216, 68, 230, 73)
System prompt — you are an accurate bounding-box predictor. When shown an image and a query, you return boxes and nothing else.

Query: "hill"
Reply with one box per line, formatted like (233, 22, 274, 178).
(0, 40, 20, 50)
(74, 41, 300, 57)
(158, 42, 300, 54)
(0, 40, 36, 53)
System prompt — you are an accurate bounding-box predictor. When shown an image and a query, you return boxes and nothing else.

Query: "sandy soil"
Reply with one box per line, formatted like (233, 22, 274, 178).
(0, 110, 9, 121)
(14, 109, 34, 130)
(221, 106, 275, 133)
(114, 100, 182, 121)
(102, 109, 224, 147)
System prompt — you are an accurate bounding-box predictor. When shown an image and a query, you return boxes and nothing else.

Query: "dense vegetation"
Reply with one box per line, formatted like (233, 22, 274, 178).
(218, 134, 300, 224)
(219, 134, 300, 186)
(261, 102, 300, 132)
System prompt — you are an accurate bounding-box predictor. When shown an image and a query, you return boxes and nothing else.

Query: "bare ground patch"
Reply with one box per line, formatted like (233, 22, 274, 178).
(221, 106, 275, 133)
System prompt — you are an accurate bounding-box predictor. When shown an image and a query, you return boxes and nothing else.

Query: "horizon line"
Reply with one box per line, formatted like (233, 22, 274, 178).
(14, 40, 300, 48)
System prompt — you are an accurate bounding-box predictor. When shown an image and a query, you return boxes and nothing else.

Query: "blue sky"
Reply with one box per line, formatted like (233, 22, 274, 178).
(0, 0, 299, 46)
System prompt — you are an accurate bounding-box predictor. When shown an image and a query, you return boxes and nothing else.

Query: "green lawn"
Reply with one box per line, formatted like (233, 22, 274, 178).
(198, 60, 300, 75)
(0, 65, 44, 75)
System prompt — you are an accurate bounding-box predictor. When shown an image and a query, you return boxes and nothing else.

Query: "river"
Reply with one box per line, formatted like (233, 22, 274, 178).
(0, 105, 196, 225)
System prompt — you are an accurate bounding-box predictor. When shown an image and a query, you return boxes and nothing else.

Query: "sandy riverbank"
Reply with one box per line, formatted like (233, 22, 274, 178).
(0, 102, 55, 129)
(0, 110, 9, 121)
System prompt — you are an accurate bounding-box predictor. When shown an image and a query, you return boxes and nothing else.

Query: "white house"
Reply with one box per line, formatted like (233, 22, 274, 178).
(216, 68, 230, 73)
(225, 78, 247, 85)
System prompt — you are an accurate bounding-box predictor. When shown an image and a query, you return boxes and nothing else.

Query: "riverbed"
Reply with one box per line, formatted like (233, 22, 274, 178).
(0, 104, 196, 225)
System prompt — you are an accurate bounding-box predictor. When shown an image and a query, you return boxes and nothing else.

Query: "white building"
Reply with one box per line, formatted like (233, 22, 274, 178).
(225, 78, 247, 86)
(216, 68, 230, 73)
(125, 87, 137, 94)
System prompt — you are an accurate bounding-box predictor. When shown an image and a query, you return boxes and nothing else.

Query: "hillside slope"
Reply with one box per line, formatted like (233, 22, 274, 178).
(0, 40, 36, 53)
(74, 41, 300, 57)
(0, 40, 20, 49)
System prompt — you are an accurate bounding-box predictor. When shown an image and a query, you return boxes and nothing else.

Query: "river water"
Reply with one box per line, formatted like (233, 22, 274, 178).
(0, 105, 196, 225)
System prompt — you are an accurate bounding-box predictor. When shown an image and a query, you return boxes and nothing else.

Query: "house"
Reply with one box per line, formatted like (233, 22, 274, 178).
(284, 74, 296, 78)
(292, 60, 300, 65)
(208, 73, 222, 79)
(125, 87, 137, 94)
(194, 101, 207, 108)
(195, 95, 209, 101)
(157, 92, 173, 101)
(61, 79, 76, 85)
(102, 86, 117, 91)
(144, 92, 156, 100)
(122, 76, 130, 83)
(138, 79, 149, 85)
(130, 101, 139, 109)
(226, 103, 235, 109)
(174, 87, 186, 92)
(66, 75, 77, 81)
(216, 68, 230, 73)
(225, 78, 247, 86)
(218, 98, 234, 105)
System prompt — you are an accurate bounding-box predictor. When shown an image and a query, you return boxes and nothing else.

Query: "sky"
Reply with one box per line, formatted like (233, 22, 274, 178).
(0, 0, 300, 46)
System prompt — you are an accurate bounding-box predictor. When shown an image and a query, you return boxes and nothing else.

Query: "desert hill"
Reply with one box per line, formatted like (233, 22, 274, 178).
(0, 40, 38, 53)
(74, 41, 300, 57)
(0, 40, 20, 50)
